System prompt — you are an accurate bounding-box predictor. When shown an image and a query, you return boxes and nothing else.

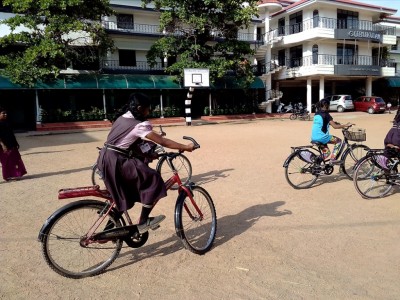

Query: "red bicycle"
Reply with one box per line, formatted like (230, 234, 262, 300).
(38, 136, 217, 279)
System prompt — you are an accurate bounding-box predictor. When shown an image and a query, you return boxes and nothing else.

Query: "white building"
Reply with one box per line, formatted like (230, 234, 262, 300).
(0, 0, 400, 129)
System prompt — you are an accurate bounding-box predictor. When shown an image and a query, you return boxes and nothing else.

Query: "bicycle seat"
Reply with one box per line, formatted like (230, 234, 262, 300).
(311, 141, 326, 147)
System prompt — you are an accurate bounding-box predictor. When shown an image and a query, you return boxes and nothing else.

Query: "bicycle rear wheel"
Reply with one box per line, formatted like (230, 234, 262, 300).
(284, 152, 318, 189)
(341, 144, 370, 179)
(353, 156, 393, 199)
(157, 154, 192, 190)
(40, 201, 123, 279)
(175, 186, 217, 255)
(91, 163, 106, 189)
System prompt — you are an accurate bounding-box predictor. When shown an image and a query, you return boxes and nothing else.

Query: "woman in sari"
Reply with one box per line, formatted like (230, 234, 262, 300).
(0, 106, 27, 181)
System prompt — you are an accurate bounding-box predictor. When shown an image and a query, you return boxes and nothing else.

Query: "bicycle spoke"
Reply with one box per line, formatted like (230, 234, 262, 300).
(41, 203, 123, 278)
(354, 157, 394, 199)
(285, 153, 318, 189)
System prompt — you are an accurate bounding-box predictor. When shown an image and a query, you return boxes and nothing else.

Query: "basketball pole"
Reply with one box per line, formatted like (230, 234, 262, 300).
(185, 86, 194, 126)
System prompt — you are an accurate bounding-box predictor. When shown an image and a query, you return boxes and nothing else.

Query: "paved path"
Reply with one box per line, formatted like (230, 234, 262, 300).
(1, 111, 399, 299)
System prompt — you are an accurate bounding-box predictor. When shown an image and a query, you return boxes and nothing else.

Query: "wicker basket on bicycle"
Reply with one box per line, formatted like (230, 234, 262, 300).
(343, 128, 366, 142)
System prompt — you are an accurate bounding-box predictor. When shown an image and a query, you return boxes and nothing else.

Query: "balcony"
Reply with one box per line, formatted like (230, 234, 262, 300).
(258, 54, 395, 77)
(100, 60, 165, 74)
(265, 17, 396, 44)
(102, 21, 164, 36)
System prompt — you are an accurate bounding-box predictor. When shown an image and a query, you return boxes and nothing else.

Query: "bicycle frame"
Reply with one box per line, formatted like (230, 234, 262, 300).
(43, 150, 203, 246)
(296, 128, 356, 162)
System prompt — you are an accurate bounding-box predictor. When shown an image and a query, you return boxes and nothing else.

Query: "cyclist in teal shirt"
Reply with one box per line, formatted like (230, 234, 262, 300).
(311, 99, 351, 163)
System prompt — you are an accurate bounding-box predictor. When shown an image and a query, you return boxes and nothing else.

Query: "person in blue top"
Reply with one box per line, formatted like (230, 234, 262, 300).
(311, 99, 351, 164)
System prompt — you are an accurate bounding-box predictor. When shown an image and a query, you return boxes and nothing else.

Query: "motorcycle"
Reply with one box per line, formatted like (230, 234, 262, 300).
(290, 103, 310, 121)
(277, 102, 293, 113)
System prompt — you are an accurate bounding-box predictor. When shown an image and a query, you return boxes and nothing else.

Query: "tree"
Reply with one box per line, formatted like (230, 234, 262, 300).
(0, 0, 114, 87)
(142, 0, 259, 87)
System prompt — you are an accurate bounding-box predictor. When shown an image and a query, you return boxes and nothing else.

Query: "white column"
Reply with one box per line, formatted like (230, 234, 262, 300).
(366, 77, 372, 96)
(307, 77, 312, 113)
(209, 92, 212, 116)
(160, 93, 164, 118)
(102, 89, 107, 120)
(35, 90, 41, 124)
(319, 76, 325, 101)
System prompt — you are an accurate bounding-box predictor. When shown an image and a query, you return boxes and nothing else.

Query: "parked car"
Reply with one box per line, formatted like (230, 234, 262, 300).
(354, 96, 386, 114)
(321, 95, 354, 112)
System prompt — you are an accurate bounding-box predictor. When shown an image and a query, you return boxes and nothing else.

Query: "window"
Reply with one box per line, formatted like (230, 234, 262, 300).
(278, 18, 285, 36)
(0, 0, 12, 12)
(312, 45, 318, 64)
(117, 14, 134, 29)
(119, 49, 136, 67)
(289, 12, 302, 34)
(313, 10, 319, 28)
(278, 50, 286, 67)
(337, 9, 358, 29)
(337, 43, 358, 65)
(289, 46, 302, 67)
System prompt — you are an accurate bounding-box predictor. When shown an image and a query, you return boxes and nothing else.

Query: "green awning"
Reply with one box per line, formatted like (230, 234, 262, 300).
(154, 75, 182, 89)
(0, 74, 263, 89)
(0, 76, 24, 89)
(98, 74, 128, 89)
(387, 77, 400, 88)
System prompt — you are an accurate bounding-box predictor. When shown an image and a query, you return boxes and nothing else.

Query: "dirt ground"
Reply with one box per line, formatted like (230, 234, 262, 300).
(1, 111, 399, 299)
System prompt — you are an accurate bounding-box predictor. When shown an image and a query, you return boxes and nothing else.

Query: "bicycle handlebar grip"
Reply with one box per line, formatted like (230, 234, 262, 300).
(183, 136, 200, 149)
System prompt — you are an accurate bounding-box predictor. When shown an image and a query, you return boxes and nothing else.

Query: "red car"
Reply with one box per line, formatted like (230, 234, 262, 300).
(354, 96, 386, 114)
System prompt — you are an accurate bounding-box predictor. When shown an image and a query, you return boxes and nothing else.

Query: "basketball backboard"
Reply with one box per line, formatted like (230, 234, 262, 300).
(184, 68, 210, 87)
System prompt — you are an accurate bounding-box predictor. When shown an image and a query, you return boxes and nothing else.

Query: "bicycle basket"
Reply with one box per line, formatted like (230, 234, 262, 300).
(343, 128, 366, 142)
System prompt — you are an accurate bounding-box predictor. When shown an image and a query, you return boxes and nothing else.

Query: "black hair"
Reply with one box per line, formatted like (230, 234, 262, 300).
(319, 98, 330, 109)
(0, 106, 6, 113)
(112, 93, 151, 122)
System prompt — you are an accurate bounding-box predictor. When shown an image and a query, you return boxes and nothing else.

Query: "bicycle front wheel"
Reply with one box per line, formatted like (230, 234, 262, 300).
(341, 144, 370, 179)
(353, 156, 393, 199)
(284, 152, 318, 189)
(41, 201, 123, 279)
(175, 186, 217, 255)
(157, 154, 192, 190)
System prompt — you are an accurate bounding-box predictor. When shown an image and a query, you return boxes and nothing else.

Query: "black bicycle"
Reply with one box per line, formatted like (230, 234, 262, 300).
(283, 126, 370, 189)
(91, 126, 192, 190)
(353, 148, 400, 199)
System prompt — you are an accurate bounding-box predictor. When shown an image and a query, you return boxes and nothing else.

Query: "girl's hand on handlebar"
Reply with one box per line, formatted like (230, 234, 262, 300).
(183, 143, 195, 152)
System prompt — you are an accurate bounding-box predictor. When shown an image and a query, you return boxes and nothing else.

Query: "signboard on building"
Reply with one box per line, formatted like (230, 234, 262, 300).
(335, 29, 382, 42)
(334, 65, 381, 76)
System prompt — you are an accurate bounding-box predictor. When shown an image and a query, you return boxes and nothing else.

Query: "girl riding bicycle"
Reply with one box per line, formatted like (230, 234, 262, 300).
(97, 93, 194, 233)
(381, 106, 400, 168)
(311, 99, 351, 164)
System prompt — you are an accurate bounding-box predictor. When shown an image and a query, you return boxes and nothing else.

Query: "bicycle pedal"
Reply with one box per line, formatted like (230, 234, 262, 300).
(151, 225, 161, 230)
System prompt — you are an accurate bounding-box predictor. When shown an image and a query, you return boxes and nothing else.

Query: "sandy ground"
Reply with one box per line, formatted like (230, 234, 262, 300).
(0, 111, 399, 300)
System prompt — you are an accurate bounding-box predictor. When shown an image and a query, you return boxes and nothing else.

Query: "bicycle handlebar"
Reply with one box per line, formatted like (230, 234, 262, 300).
(183, 136, 200, 150)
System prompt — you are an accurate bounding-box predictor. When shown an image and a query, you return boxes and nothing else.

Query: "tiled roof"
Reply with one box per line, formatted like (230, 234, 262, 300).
(269, 0, 397, 17)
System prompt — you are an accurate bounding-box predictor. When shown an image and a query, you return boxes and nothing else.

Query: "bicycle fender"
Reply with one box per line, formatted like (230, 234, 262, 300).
(37, 199, 113, 242)
(283, 152, 298, 168)
(174, 190, 188, 240)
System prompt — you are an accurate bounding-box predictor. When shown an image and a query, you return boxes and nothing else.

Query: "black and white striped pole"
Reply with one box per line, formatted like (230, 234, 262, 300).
(185, 86, 194, 126)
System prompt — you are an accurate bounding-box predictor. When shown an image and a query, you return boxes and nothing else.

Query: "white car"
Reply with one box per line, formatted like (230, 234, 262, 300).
(321, 95, 354, 112)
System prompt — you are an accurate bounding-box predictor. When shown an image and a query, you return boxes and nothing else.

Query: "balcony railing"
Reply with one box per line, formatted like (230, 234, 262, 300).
(269, 17, 395, 41)
(102, 21, 163, 35)
(102, 21, 264, 43)
(258, 54, 395, 72)
(100, 60, 165, 71)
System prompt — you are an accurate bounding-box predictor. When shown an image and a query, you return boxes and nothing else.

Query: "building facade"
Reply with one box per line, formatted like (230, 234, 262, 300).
(0, 0, 400, 130)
